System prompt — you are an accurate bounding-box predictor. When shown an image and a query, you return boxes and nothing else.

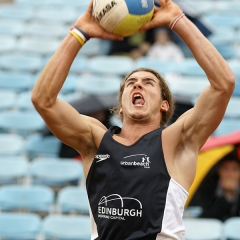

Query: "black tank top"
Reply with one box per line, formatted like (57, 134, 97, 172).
(86, 126, 171, 240)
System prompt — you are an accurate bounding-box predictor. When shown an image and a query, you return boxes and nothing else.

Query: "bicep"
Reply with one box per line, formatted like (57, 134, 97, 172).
(36, 98, 106, 153)
(181, 85, 230, 148)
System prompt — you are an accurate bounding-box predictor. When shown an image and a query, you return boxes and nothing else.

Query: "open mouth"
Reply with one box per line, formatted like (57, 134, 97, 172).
(132, 93, 145, 106)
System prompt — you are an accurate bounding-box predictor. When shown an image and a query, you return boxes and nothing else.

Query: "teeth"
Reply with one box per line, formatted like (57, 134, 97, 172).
(134, 94, 142, 98)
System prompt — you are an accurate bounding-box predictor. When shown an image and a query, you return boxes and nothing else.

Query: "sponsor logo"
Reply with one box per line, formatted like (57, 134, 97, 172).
(95, 154, 110, 163)
(98, 194, 142, 221)
(141, 0, 149, 8)
(120, 154, 151, 169)
(95, 1, 117, 22)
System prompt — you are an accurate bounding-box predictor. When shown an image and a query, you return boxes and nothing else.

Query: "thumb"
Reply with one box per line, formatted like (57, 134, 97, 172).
(140, 20, 156, 33)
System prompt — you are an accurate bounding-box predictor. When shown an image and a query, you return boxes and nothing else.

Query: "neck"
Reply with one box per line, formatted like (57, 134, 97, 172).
(119, 121, 161, 143)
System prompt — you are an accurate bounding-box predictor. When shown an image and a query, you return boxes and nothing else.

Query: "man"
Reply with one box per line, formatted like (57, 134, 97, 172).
(200, 157, 240, 221)
(31, 0, 235, 239)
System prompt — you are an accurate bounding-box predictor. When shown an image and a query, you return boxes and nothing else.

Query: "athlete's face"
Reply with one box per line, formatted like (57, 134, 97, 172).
(120, 71, 168, 124)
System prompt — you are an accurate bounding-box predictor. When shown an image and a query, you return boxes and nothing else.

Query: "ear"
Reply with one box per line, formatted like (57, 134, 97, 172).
(119, 107, 123, 115)
(160, 100, 169, 112)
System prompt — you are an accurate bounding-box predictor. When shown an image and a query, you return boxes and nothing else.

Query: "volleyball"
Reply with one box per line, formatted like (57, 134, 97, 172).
(93, 0, 154, 37)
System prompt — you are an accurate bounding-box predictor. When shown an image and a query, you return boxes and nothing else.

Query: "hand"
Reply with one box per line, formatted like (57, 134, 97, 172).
(74, 0, 123, 41)
(140, 0, 182, 33)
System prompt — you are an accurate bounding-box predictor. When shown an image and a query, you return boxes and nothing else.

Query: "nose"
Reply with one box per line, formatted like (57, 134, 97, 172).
(133, 82, 142, 89)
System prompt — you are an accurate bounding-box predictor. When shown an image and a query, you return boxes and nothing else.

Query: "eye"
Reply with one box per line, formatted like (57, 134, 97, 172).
(126, 81, 134, 86)
(146, 81, 153, 85)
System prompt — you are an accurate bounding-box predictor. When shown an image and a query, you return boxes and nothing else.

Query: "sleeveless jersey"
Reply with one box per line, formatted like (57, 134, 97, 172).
(86, 126, 188, 240)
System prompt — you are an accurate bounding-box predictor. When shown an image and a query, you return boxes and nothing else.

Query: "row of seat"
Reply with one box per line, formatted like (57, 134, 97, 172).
(0, 212, 91, 240)
(0, 157, 84, 186)
(183, 217, 240, 240)
(0, 185, 88, 215)
(1, 51, 240, 75)
(0, 212, 239, 240)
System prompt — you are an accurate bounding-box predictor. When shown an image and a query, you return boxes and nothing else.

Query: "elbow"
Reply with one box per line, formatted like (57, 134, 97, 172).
(220, 70, 235, 95)
(226, 72, 235, 94)
(31, 91, 48, 111)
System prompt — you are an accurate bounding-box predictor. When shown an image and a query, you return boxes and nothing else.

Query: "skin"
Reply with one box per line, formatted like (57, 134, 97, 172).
(31, 0, 235, 192)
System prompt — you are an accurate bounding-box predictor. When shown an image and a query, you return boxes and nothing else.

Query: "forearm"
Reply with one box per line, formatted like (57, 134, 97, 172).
(173, 16, 235, 91)
(32, 34, 82, 109)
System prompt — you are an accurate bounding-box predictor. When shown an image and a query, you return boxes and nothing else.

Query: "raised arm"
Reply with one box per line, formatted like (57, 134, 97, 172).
(141, 0, 235, 149)
(31, 1, 123, 159)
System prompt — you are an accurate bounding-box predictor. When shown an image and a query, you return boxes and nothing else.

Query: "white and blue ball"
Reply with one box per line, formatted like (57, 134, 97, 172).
(93, 0, 154, 36)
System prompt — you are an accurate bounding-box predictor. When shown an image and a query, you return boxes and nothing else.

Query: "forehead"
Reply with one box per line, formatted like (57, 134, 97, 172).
(220, 161, 240, 169)
(126, 71, 158, 81)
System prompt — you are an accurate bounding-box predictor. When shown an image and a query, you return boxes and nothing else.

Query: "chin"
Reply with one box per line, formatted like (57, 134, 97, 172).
(130, 113, 149, 123)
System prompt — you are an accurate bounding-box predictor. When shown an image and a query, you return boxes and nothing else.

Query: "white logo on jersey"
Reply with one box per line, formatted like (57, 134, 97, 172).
(120, 154, 151, 169)
(98, 194, 143, 221)
(95, 154, 110, 162)
(141, 0, 148, 8)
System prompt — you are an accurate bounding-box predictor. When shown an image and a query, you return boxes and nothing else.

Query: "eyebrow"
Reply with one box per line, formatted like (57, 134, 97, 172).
(126, 77, 157, 84)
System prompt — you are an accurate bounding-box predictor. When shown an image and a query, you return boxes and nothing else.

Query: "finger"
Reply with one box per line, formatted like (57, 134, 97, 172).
(139, 19, 156, 33)
(159, 0, 165, 7)
(102, 31, 124, 41)
(86, 0, 93, 14)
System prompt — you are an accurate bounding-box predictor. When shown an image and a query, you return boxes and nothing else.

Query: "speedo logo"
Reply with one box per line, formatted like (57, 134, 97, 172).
(120, 154, 151, 169)
(95, 154, 110, 162)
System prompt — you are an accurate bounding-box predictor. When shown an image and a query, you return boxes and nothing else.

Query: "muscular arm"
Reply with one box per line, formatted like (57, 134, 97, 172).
(142, 0, 235, 150)
(174, 17, 235, 149)
(31, 1, 123, 160)
(141, 0, 235, 189)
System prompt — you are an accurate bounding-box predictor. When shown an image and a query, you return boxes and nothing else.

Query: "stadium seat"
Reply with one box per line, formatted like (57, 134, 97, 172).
(0, 36, 16, 54)
(41, 215, 91, 240)
(79, 38, 111, 57)
(0, 157, 28, 185)
(0, 111, 45, 137)
(18, 37, 61, 57)
(34, 8, 79, 25)
(0, 212, 41, 240)
(16, 91, 35, 112)
(223, 217, 240, 240)
(233, 81, 240, 97)
(29, 159, 84, 187)
(57, 186, 89, 215)
(183, 206, 203, 218)
(169, 77, 209, 98)
(0, 185, 54, 214)
(69, 56, 88, 75)
(178, 59, 206, 77)
(215, 44, 237, 59)
(183, 218, 223, 240)
(76, 74, 121, 95)
(224, 97, 240, 119)
(0, 53, 43, 73)
(0, 72, 34, 92)
(208, 28, 236, 46)
(0, 90, 17, 111)
(0, 5, 34, 21)
(214, 118, 240, 136)
(24, 134, 62, 159)
(0, 20, 24, 37)
(21, 23, 66, 39)
(87, 56, 134, 76)
(203, 12, 240, 28)
(227, 59, 240, 80)
(134, 57, 180, 75)
(0, 134, 25, 156)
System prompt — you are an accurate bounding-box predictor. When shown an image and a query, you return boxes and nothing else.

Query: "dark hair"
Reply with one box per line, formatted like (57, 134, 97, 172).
(110, 68, 175, 126)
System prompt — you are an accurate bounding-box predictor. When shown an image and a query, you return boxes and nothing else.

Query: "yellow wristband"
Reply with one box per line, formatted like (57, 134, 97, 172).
(69, 30, 84, 46)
